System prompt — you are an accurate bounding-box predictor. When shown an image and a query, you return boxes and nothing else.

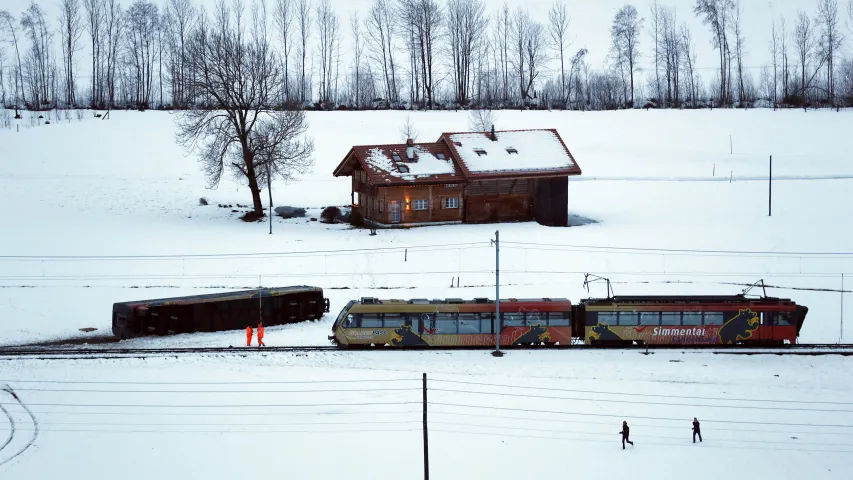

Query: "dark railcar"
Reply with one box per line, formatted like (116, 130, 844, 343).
(112, 286, 329, 339)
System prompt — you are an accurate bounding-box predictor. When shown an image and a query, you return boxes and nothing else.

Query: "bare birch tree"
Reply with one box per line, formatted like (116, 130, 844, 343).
(447, 0, 486, 106)
(0, 10, 26, 110)
(817, 0, 843, 105)
(611, 4, 642, 107)
(548, 1, 570, 107)
(21, 2, 53, 108)
(694, 0, 734, 105)
(295, 0, 310, 103)
(730, 0, 746, 103)
(795, 10, 816, 100)
(769, 20, 780, 106)
(273, 0, 292, 102)
(59, 0, 82, 105)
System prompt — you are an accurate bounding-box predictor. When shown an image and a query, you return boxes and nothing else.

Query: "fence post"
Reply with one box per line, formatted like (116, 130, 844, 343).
(423, 373, 429, 480)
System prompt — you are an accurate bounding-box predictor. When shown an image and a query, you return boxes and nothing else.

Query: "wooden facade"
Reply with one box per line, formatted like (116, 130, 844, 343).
(333, 129, 582, 227)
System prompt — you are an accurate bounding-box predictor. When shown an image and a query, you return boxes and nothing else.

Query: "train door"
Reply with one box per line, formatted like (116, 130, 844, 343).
(758, 311, 774, 344)
(406, 315, 420, 334)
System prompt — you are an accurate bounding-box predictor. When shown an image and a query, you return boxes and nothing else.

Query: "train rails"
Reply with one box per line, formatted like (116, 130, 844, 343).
(1, 343, 852, 360)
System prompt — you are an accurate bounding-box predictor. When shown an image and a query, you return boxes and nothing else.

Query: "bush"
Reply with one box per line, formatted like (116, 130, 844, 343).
(240, 211, 264, 222)
(199, 197, 209, 206)
(349, 209, 364, 227)
(320, 206, 342, 224)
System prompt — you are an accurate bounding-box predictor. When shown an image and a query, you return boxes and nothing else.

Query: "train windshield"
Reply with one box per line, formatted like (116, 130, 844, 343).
(332, 300, 355, 330)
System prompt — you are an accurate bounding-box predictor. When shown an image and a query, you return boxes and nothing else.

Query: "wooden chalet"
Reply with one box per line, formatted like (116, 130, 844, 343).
(332, 127, 582, 227)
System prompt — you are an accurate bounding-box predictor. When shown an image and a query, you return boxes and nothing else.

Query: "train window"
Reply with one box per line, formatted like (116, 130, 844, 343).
(503, 312, 524, 326)
(775, 312, 793, 326)
(458, 313, 482, 334)
(549, 312, 571, 326)
(526, 311, 545, 325)
(598, 312, 617, 325)
(661, 312, 681, 325)
(618, 312, 639, 326)
(480, 313, 495, 333)
(640, 312, 660, 326)
(344, 314, 358, 328)
(383, 313, 405, 328)
(361, 314, 382, 328)
(682, 312, 702, 326)
(703, 312, 724, 325)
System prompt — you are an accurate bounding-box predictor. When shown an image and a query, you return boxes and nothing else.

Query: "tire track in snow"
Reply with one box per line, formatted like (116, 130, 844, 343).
(0, 398, 14, 454)
(0, 385, 39, 468)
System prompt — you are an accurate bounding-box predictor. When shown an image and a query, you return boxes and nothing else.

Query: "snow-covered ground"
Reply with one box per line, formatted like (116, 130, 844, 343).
(2, 108, 853, 478)
(2, 350, 853, 479)
(1, 109, 852, 346)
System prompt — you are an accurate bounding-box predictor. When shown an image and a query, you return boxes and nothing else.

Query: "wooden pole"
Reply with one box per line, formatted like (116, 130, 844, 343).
(423, 373, 429, 480)
(768, 155, 772, 217)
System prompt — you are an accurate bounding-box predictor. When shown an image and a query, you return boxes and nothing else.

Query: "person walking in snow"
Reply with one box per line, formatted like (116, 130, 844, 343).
(246, 325, 253, 347)
(620, 421, 634, 449)
(692, 417, 702, 443)
(257, 323, 265, 347)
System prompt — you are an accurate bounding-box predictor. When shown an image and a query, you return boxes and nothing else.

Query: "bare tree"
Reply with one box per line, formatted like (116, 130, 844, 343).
(794, 10, 817, 100)
(0, 10, 26, 110)
(126, 1, 159, 108)
(21, 2, 53, 108)
(103, 0, 122, 107)
(548, 1, 570, 106)
(447, 0, 487, 106)
(295, 0, 310, 103)
(177, 0, 315, 217)
(730, 0, 746, 103)
(402, 0, 441, 109)
(510, 7, 544, 104)
(399, 114, 418, 140)
(649, 1, 662, 101)
(59, 0, 83, 105)
(781, 16, 790, 99)
(817, 0, 843, 105)
(694, 0, 734, 106)
(467, 108, 493, 131)
(769, 19, 780, 106)
(349, 12, 364, 107)
(611, 4, 642, 107)
(316, 0, 338, 104)
(164, 0, 195, 107)
(681, 23, 697, 105)
(273, 0, 292, 102)
(83, 0, 104, 106)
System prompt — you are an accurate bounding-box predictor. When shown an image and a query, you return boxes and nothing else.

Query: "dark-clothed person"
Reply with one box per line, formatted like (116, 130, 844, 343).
(693, 418, 702, 443)
(620, 421, 634, 449)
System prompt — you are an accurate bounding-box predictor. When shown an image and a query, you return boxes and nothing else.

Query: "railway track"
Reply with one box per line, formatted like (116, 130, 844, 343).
(1, 343, 853, 359)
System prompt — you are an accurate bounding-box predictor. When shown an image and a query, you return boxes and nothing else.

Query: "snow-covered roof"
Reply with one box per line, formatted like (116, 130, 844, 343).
(445, 130, 578, 175)
(364, 146, 457, 180)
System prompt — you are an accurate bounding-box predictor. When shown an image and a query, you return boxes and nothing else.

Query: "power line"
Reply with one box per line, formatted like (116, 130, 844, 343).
(429, 411, 853, 436)
(428, 403, 853, 429)
(501, 241, 853, 258)
(2, 427, 420, 434)
(0, 242, 489, 261)
(0, 409, 420, 417)
(3, 419, 418, 427)
(0, 401, 419, 408)
(429, 379, 853, 406)
(11, 387, 420, 394)
(430, 388, 853, 413)
(0, 378, 418, 385)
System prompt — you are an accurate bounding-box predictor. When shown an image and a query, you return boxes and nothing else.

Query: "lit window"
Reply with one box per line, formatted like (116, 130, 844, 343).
(436, 153, 446, 160)
(442, 197, 459, 209)
(392, 153, 401, 162)
(413, 199, 428, 210)
(474, 148, 487, 156)
(398, 164, 410, 173)
(506, 147, 518, 154)
(446, 184, 459, 188)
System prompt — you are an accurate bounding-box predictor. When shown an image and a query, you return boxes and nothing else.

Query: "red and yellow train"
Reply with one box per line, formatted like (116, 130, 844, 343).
(329, 294, 808, 348)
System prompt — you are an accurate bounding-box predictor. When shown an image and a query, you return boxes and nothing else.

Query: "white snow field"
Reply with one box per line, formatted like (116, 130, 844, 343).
(2, 109, 853, 479)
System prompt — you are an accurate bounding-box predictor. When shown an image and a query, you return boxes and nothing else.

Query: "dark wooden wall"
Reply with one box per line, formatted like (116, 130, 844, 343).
(533, 176, 568, 227)
(464, 179, 533, 223)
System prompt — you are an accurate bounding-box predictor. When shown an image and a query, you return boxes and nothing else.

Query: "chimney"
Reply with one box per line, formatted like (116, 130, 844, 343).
(490, 124, 497, 141)
(406, 138, 414, 161)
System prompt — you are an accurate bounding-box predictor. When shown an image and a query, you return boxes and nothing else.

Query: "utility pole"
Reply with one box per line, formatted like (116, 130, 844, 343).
(422, 373, 429, 480)
(841, 273, 845, 344)
(491, 231, 502, 356)
(768, 155, 772, 217)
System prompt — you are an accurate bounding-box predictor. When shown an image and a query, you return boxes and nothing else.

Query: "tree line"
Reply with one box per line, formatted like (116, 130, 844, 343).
(1, 0, 853, 112)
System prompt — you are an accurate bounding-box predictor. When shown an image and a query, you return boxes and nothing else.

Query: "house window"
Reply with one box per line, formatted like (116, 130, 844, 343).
(398, 164, 410, 173)
(413, 199, 428, 210)
(506, 147, 518, 154)
(436, 153, 446, 160)
(446, 184, 459, 188)
(474, 148, 487, 156)
(353, 192, 360, 206)
(392, 153, 402, 162)
(442, 197, 459, 209)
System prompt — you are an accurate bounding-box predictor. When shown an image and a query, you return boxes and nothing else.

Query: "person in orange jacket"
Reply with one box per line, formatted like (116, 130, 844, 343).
(246, 325, 253, 346)
(257, 323, 265, 347)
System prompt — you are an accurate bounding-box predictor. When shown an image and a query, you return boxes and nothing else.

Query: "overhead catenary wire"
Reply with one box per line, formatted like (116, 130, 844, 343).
(0, 378, 419, 385)
(0, 401, 420, 408)
(10, 387, 421, 394)
(501, 241, 853, 258)
(429, 379, 853, 406)
(429, 388, 853, 413)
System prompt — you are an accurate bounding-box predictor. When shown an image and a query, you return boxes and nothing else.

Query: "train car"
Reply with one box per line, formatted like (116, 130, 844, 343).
(330, 297, 573, 347)
(112, 286, 329, 339)
(575, 295, 808, 346)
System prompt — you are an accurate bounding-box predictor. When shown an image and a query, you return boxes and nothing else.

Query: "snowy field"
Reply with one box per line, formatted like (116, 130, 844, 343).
(1, 108, 852, 346)
(2, 108, 853, 478)
(2, 349, 853, 479)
